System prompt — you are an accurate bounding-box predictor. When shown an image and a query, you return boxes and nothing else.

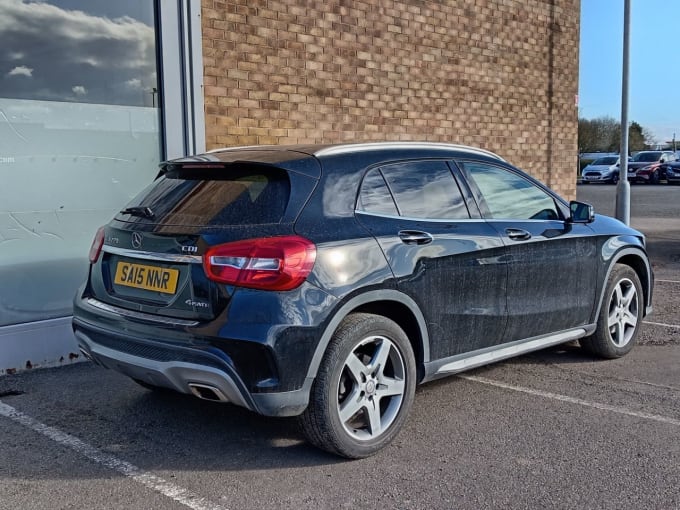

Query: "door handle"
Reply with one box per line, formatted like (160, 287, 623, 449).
(505, 228, 532, 241)
(398, 230, 434, 245)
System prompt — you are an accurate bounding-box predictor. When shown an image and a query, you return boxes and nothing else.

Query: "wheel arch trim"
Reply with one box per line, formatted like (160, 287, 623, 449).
(594, 247, 653, 322)
(304, 290, 430, 382)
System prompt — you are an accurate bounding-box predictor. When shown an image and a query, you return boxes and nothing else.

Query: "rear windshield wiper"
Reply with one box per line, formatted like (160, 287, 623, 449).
(120, 206, 155, 219)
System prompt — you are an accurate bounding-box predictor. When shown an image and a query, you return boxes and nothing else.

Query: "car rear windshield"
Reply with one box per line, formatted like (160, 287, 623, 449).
(120, 165, 291, 226)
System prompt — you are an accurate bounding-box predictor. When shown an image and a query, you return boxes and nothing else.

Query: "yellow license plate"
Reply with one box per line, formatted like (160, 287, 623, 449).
(114, 262, 179, 294)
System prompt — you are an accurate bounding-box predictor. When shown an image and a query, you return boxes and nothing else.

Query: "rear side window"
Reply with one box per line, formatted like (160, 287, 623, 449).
(357, 161, 469, 220)
(380, 161, 469, 220)
(121, 166, 290, 226)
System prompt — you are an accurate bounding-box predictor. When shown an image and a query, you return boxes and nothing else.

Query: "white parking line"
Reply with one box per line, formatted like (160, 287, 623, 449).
(0, 401, 227, 510)
(644, 320, 680, 330)
(656, 279, 680, 284)
(461, 375, 680, 427)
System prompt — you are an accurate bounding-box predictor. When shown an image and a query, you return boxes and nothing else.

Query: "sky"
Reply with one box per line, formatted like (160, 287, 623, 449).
(579, 0, 679, 145)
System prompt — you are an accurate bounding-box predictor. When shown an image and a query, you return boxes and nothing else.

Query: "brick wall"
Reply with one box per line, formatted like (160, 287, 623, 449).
(201, 0, 580, 198)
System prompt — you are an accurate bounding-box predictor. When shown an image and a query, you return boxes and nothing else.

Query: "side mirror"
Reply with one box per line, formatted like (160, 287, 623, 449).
(569, 201, 595, 223)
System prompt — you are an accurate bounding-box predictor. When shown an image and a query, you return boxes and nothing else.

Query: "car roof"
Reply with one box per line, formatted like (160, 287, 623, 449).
(168, 142, 505, 179)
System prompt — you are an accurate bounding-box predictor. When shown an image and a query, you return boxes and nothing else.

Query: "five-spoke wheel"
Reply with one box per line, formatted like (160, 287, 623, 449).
(581, 264, 643, 358)
(300, 313, 416, 459)
(606, 277, 639, 348)
(337, 334, 406, 441)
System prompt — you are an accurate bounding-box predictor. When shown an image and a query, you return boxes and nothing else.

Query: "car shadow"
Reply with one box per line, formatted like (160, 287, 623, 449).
(0, 363, 354, 477)
(499, 342, 605, 366)
(112, 387, 350, 470)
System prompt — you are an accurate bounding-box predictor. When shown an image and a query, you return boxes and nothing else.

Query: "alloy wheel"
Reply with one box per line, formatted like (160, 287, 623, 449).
(607, 277, 639, 347)
(336, 335, 406, 441)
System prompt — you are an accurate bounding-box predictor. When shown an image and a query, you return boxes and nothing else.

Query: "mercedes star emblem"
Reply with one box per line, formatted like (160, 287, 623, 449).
(131, 232, 143, 249)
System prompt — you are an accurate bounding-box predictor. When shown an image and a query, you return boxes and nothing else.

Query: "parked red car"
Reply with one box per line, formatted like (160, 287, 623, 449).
(628, 151, 677, 183)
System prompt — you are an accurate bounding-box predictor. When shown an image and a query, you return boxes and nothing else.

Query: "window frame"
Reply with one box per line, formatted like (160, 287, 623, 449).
(158, 0, 205, 159)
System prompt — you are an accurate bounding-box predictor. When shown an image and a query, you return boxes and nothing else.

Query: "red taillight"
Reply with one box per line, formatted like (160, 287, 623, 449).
(88, 226, 105, 263)
(203, 236, 316, 291)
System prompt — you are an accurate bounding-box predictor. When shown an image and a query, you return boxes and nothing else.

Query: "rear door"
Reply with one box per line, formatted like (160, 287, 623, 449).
(356, 159, 508, 360)
(458, 160, 599, 342)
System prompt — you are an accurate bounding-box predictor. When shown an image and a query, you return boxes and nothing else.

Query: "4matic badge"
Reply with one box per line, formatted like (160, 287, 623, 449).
(185, 299, 209, 308)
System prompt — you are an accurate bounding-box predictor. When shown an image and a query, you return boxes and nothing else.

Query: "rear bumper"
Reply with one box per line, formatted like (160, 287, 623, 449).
(72, 314, 314, 417)
(75, 326, 253, 408)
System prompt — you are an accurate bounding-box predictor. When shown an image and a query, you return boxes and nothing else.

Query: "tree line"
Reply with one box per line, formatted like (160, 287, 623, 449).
(578, 116, 656, 154)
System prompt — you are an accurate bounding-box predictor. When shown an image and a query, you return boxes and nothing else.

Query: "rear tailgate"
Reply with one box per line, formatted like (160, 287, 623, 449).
(87, 161, 318, 321)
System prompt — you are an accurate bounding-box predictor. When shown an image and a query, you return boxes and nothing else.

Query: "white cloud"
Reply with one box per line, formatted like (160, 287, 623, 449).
(80, 57, 101, 67)
(72, 85, 87, 95)
(125, 78, 142, 89)
(7, 65, 33, 77)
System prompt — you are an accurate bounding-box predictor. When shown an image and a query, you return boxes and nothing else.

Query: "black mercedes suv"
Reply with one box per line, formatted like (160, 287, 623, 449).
(73, 142, 653, 458)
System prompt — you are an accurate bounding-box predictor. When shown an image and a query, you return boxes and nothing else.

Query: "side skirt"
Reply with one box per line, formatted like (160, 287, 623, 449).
(421, 325, 596, 383)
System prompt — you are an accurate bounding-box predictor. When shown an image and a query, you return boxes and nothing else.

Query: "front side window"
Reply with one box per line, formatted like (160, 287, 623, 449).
(462, 162, 560, 220)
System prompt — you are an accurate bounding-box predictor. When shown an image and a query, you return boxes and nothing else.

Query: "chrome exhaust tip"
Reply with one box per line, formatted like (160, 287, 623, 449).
(188, 383, 229, 402)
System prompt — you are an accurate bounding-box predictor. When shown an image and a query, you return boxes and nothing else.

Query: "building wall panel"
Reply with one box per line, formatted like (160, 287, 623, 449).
(201, 0, 579, 198)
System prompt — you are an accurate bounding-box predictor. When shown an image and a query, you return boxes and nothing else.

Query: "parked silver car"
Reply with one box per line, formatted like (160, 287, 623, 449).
(581, 155, 620, 184)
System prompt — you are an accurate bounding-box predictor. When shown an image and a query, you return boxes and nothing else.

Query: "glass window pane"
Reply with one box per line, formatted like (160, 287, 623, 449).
(381, 161, 469, 220)
(464, 162, 560, 220)
(0, 0, 161, 326)
(123, 167, 291, 227)
(0, 0, 158, 107)
(356, 169, 399, 216)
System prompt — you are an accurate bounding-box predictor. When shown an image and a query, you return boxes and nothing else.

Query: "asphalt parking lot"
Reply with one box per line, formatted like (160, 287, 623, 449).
(1, 184, 679, 510)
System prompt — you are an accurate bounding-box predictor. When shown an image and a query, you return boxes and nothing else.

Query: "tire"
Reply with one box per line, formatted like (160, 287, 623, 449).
(650, 171, 660, 185)
(610, 174, 619, 185)
(580, 264, 643, 359)
(299, 313, 416, 459)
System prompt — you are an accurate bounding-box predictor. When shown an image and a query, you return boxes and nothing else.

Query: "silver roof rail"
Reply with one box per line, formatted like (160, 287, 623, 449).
(206, 145, 264, 153)
(313, 142, 505, 161)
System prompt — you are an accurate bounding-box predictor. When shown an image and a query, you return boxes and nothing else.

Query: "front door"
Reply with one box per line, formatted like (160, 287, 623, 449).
(458, 161, 599, 342)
